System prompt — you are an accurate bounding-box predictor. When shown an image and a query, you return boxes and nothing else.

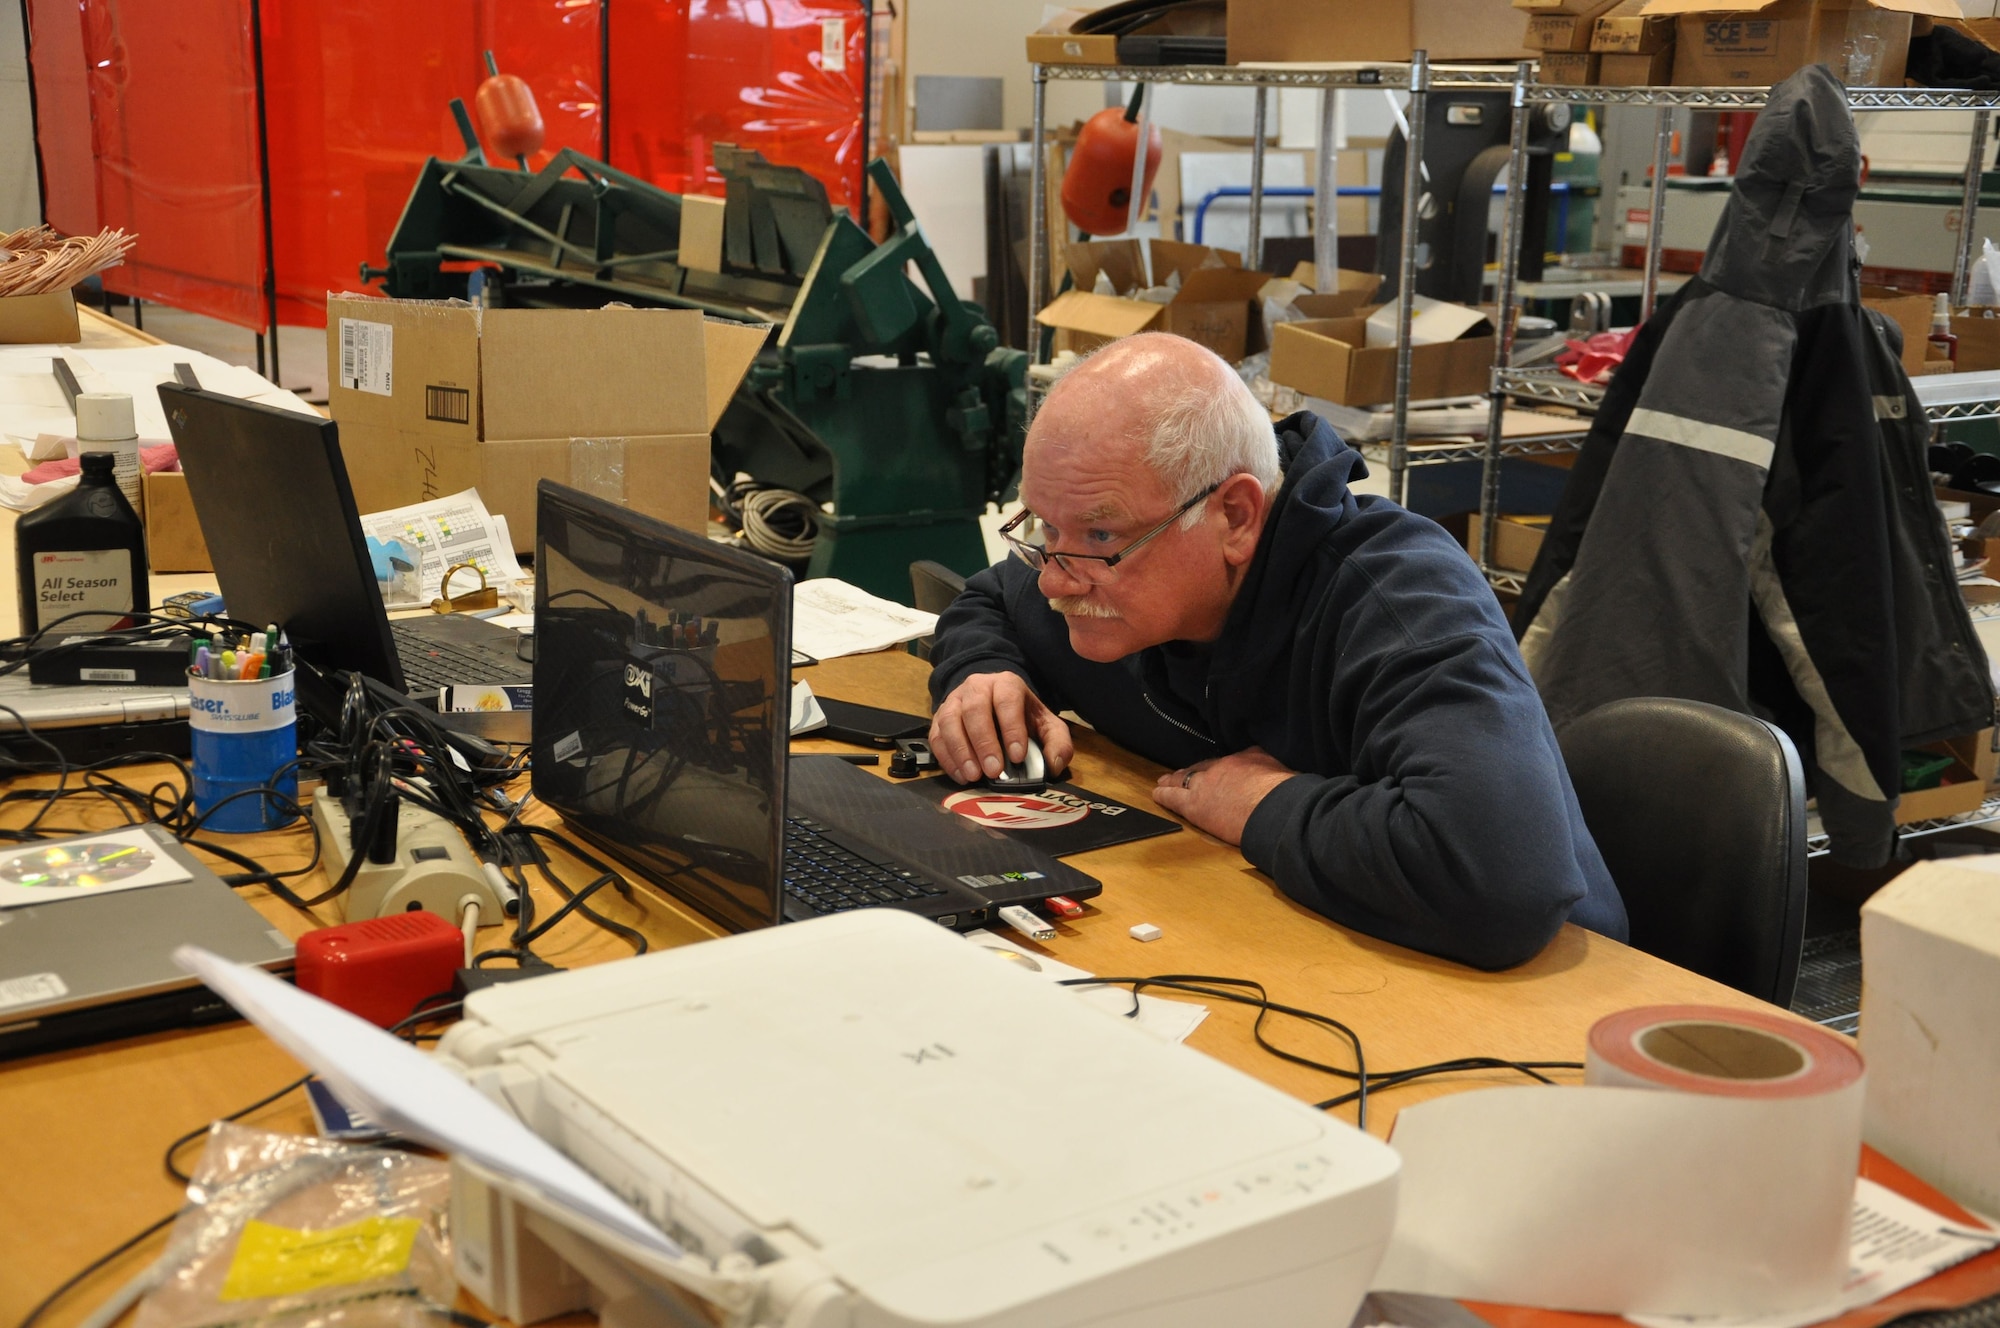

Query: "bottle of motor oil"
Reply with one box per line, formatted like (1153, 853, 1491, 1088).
(16, 451, 150, 636)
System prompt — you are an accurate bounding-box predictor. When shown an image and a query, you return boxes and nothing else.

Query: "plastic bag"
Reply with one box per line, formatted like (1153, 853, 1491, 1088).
(1968, 237, 2000, 308)
(134, 1123, 455, 1328)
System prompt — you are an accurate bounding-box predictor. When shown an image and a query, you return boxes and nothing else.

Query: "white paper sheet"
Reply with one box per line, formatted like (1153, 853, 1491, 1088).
(790, 680, 827, 735)
(0, 829, 193, 910)
(963, 929, 1209, 1044)
(1373, 1082, 1866, 1318)
(1627, 1180, 1999, 1328)
(358, 488, 527, 606)
(792, 578, 939, 661)
(0, 344, 318, 457)
(172, 945, 685, 1261)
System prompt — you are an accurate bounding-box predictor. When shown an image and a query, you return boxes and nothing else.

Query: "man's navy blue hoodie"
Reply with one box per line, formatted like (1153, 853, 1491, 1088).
(928, 412, 1627, 970)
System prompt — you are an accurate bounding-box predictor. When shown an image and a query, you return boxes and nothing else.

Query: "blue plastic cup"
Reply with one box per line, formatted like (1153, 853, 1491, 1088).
(189, 668, 299, 833)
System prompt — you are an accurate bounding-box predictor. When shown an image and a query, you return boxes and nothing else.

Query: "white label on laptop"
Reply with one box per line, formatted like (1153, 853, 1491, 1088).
(338, 318, 394, 395)
(80, 668, 136, 682)
(33, 549, 135, 634)
(0, 972, 67, 1012)
(553, 731, 584, 763)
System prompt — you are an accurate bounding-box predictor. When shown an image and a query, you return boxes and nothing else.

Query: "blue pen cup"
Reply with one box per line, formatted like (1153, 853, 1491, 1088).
(189, 668, 299, 833)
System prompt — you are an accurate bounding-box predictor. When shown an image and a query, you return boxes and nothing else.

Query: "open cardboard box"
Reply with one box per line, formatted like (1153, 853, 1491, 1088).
(144, 471, 212, 573)
(327, 296, 768, 553)
(1037, 238, 1275, 362)
(1641, 0, 1952, 88)
(1895, 730, 1997, 824)
(1268, 303, 1497, 406)
(0, 290, 81, 344)
(1466, 514, 1550, 573)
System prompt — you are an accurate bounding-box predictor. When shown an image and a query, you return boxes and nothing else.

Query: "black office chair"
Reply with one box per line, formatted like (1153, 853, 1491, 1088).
(907, 560, 967, 660)
(1558, 697, 1809, 1008)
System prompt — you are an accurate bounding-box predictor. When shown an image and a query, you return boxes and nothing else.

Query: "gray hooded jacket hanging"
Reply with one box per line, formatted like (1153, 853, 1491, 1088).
(1514, 65, 1992, 868)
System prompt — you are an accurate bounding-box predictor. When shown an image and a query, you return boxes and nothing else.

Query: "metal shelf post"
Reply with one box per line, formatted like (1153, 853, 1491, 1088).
(1388, 51, 1430, 505)
(1479, 62, 1538, 577)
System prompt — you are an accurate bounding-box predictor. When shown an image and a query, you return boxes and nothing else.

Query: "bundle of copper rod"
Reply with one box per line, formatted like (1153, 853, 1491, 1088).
(0, 225, 137, 298)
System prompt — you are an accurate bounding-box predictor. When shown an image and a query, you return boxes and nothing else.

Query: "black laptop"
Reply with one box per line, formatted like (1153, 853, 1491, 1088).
(532, 480, 1101, 934)
(158, 386, 533, 704)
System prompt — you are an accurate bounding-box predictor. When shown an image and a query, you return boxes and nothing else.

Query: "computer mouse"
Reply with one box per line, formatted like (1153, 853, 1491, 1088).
(986, 737, 1047, 793)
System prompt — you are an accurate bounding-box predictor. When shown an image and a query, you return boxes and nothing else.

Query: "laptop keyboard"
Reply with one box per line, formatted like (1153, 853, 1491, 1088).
(784, 817, 948, 915)
(391, 623, 521, 690)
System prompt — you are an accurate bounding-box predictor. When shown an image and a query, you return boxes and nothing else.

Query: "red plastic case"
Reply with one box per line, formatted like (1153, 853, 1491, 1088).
(294, 910, 462, 1030)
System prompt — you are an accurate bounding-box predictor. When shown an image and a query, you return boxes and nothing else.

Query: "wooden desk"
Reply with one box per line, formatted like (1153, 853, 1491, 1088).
(0, 648, 1766, 1327)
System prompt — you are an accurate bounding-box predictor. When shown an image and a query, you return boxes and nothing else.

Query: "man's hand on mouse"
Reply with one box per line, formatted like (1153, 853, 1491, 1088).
(1153, 748, 1297, 846)
(931, 671, 1074, 784)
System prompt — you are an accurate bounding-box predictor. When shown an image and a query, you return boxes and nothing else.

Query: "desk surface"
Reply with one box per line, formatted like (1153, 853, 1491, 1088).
(0, 646, 1769, 1328)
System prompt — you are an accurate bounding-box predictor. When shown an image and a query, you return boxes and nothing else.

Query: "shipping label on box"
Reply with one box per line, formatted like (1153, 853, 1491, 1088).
(1540, 50, 1605, 79)
(1527, 1, 1623, 47)
(1594, 0, 1678, 49)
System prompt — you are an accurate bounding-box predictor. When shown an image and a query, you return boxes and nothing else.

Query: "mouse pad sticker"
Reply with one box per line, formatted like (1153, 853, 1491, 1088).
(913, 778, 1180, 857)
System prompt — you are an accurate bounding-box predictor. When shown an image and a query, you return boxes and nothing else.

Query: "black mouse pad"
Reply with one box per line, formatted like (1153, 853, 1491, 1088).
(907, 776, 1182, 857)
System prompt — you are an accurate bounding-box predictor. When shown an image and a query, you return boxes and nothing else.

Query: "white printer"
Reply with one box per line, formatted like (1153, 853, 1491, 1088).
(435, 909, 1401, 1328)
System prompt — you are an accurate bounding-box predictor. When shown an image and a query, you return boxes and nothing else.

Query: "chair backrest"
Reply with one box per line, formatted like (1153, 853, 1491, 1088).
(907, 560, 968, 660)
(1558, 696, 1808, 1007)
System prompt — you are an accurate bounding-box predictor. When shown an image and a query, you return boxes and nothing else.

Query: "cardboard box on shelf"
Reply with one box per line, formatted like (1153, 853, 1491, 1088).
(1267, 303, 1497, 406)
(0, 290, 81, 344)
(1862, 290, 1936, 375)
(142, 471, 212, 573)
(1526, 0, 1624, 48)
(1036, 238, 1274, 361)
(325, 296, 767, 553)
(1027, 0, 1224, 64)
(1465, 514, 1550, 572)
(678, 195, 727, 273)
(1266, 267, 1388, 321)
(1515, 0, 1620, 11)
(1599, 46, 1679, 79)
(1541, 50, 1607, 78)
(1594, 0, 1679, 48)
(1645, 0, 1936, 88)
(1893, 730, 1997, 823)
(1227, 0, 1532, 63)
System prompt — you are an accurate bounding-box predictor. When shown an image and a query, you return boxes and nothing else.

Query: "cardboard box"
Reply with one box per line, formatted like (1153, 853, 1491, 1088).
(1594, 0, 1680, 48)
(1466, 514, 1549, 572)
(326, 297, 766, 552)
(1861, 859, 2000, 1219)
(1526, 0, 1624, 48)
(1267, 305, 1498, 406)
(0, 290, 81, 344)
(1646, 0, 1932, 88)
(142, 470, 212, 573)
(1037, 239, 1273, 362)
(1599, 47, 1680, 78)
(679, 195, 726, 273)
(1027, 0, 1223, 64)
(1891, 729, 1995, 824)
(1541, 50, 1606, 78)
(1515, 0, 1619, 11)
(1227, 0, 1533, 63)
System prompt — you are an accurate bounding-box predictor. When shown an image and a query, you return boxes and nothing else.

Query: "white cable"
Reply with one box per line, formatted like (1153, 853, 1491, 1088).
(76, 1257, 167, 1328)
(460, 899, 480, 967)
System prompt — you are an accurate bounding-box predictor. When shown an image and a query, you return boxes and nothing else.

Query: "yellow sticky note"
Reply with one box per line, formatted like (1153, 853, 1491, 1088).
(220, 1215, 422, 1301)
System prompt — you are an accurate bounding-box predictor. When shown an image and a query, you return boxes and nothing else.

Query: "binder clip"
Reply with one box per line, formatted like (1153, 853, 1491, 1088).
(431, 562, 500, 614)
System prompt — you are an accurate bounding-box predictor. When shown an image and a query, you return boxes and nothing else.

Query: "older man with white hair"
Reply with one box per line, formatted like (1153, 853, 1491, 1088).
(926, 333, 1625, 970)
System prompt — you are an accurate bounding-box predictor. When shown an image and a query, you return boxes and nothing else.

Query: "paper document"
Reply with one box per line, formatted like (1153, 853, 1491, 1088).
(0, 344, 317, 457)
(792, 578, 939, 661)
(172, 946, 686, 1262)
(358, 488, 527, 607)
(790, 680, 827, 736)
(964, 929, 1208, 1044)
(1627, 1180, 1999, 1328)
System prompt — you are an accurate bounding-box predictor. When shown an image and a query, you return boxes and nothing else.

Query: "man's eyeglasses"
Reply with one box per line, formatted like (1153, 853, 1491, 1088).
(1000, 483, 1220, 583)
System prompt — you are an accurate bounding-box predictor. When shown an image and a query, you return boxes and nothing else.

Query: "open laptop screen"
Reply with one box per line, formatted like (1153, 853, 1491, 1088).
(533, 481, 791, 933)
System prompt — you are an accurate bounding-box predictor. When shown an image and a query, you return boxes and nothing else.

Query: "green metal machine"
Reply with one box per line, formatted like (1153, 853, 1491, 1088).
(369, 145, 1027, 604)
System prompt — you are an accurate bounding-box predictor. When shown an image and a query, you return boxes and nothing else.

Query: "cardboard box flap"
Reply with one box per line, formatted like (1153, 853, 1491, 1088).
(1149, 238, 1244, 285)
(1365, 296, 1494, 348)
(1036, 290, 1165, 339)
(1176, 266, 1273, 303)
(1644, 0, 1957, 13)
(482, 307, 709, 439)
(702, 318, 770, 430)
(1066, 240, 1148, 296)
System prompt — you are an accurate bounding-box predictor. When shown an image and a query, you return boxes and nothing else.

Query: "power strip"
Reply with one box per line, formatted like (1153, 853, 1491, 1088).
(314, 795, 515, 924)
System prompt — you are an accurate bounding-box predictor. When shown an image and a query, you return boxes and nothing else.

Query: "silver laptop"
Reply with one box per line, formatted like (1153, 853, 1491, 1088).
(0, 825, 294, 1061)
(0, 671, 187, 731)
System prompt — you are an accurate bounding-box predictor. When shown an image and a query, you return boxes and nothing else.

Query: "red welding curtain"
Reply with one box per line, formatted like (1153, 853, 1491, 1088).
(608, 0, 868, 214)
(26, 0, 866, 332)
(26, 0, 268, 328)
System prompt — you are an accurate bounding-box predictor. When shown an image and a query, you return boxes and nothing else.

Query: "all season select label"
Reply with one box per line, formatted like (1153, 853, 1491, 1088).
(34, 549, 134, 631)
